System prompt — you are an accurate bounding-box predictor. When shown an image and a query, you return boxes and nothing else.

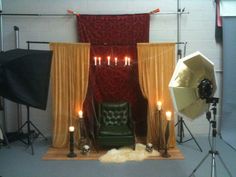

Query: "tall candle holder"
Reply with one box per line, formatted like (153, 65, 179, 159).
(67, 126, 77, 158)
(157, 101, 164, 151)
(78, 111, 88, 150)
(162, 111, 171, 158)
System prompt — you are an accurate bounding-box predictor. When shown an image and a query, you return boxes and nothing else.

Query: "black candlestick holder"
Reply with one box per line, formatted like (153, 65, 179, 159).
(67, 131, 77, 158)
(78, 118, 89, 150)
(157, 109, 164, 151)
(162, 121, 171, 158)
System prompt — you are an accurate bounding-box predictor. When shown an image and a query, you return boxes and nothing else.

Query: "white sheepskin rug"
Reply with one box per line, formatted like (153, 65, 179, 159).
(99, 143, 160, 163)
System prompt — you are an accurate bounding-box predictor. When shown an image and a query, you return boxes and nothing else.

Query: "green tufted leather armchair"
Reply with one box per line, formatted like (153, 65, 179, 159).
(96, 102, 136, 150)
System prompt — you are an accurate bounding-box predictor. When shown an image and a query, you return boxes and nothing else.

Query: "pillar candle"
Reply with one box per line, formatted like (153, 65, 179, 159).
(166, 111, 172, 121)
(157, 101, 162, 111)
(107, 56, 110, 65)
(125, 57, 128, 66)
(98, 57, 101, 65)
(78, 111, 83, 118)
(69, 126, 75, 132)
(94, 57, 97, 66)
(115, 57, 118, 65)
(127, 57, 130, 66)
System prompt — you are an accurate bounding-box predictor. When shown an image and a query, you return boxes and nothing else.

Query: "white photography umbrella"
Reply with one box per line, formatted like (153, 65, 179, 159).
(169, 51, 217, 120)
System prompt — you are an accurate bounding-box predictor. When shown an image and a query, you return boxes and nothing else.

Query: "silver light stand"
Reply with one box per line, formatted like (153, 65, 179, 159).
(189, 97, 232, 177)
(14, 26, 23, 132)
(175, 43, 202, 152)
(0, 0, 3, 50)
(175, 0, 202, 152)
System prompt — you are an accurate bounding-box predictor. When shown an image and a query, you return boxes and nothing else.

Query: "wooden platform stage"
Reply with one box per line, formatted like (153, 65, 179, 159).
(42, 147, 184, 161)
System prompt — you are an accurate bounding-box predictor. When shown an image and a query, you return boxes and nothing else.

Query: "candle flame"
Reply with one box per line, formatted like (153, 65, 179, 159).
(165, 111, 172, 121)
(157, 101, 162, 111)
(69, 126, 75, 132)
(78, 110, 83, 118)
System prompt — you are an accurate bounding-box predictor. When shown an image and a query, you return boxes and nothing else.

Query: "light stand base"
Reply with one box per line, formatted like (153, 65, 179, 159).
(190, 97, 232, 177)
(189, 150, 232, 177)
(175, 117, 202, 152)
(18, 106, 47, 155)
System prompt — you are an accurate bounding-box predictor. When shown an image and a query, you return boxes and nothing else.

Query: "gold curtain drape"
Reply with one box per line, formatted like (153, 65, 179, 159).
(50, 42, 90, 148)
(137, 43, 176, 148)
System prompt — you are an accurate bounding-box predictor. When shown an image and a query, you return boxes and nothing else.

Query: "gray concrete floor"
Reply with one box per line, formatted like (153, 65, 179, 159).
(0, 135, 236, 177)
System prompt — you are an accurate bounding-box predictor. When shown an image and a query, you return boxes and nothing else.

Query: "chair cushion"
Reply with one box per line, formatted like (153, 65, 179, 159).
(99, 125, 133, 136)
(101, 103, 129, 126)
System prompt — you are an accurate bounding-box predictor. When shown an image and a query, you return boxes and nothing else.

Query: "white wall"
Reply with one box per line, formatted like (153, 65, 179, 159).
(1, 0, 222, 136)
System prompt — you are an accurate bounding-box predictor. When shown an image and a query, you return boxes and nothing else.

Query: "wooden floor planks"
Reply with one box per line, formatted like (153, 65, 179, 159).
(42, 147, 184, 161)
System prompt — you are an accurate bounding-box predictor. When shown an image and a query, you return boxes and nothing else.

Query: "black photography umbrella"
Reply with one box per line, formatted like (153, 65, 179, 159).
(0, 49, 53, 110)
(0, 48, 53, 155)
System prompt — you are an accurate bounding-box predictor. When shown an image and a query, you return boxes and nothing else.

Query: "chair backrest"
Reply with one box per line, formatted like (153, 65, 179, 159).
(99, 102, 130, 127)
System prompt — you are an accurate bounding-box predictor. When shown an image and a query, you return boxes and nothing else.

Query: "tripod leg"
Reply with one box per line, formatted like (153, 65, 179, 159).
(180, 119, 185, 142)
(25, 133, 34, 155)
(175, 120, 179, 127)
(189, 153, 210, 177)
(175, 118, 181, 138)
(217, 153, 233, 177)
(182, 121, 203, 152)
(29, 121, 47, 140)
(17, 121, 28, 132)
(175, 118, 185, 143)
(211, 152, 217, 177)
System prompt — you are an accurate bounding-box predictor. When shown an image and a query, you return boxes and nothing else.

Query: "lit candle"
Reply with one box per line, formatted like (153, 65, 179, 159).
(166, 111, 172, 121)
(107, 56, 110, 65)
(98, 57, 101, 65)
(127, 57, 131, 66)
(125, 57, 128, 66)
(94, 56, 97, 66)
(115, 57, 118, 66)
(78, 110, 83, 118)
(69, 126, 75, 132)
(157, 101, 162, 111)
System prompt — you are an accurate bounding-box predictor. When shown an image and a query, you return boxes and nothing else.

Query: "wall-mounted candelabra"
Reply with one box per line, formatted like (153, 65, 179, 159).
(93, 56, 131, 66)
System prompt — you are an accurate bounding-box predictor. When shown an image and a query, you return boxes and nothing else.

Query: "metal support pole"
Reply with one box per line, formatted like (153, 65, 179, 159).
(175, 0, 202, 151)
(0, 13, 74, 17)
(14, 26, 19, 48)
(176, 0, 182, 138)
(14, 26, 23, 131)
(0, 0, 9, 147)
(0, 12, 3, 51)
(0, 0, 3, 51)
(177, 0, 181, 54)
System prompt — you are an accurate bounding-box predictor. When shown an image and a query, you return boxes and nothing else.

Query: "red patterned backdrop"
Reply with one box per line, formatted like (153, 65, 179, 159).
(77, 14, 150, 137)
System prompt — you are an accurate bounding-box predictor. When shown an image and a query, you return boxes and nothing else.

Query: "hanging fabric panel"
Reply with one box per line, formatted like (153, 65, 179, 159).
(50, 42, 90, 148)
(77, 14, 150, 45)
(137, 43, 176, 147)
(77, 14, 150, 136)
